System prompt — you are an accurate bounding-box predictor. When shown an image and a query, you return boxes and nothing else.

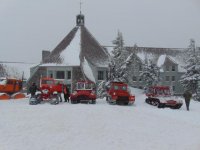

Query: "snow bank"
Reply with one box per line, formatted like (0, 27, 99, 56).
(0, 88, 200, 150)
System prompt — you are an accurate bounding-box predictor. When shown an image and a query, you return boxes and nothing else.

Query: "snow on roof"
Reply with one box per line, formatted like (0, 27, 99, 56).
(136, 51, 146, 62)
(40, 63, 67, 67)
(169, 56, 186, 72)
(59, 27, 81, 66)
(82, 57, 96, 83)
(157, 55, 166, 67)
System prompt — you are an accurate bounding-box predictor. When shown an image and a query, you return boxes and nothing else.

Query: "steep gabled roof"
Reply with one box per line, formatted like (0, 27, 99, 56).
(44, 26, 110, 67)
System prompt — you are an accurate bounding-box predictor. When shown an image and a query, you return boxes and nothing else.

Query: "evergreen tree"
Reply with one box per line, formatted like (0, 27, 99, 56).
(180, 39, 200, 99)
(97, 31, 140, 98)
(139, 59, 160, 87)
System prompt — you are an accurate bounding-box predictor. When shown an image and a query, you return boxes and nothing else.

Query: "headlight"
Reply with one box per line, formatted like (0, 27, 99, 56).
(42, 89, 49, 94)
(72, 91, 77, 95)
(91, 90, 95, 95)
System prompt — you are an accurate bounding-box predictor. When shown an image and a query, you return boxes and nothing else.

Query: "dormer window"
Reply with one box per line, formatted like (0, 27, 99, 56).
(166, 66, 170, 71)
(172, 66, 175, 71)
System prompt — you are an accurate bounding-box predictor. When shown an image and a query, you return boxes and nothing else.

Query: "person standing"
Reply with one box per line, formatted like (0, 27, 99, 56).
(57, 82, 63, 102)
(183, 90, 192, 111)
(29, 82, 38, 98)
(63, 85, 70, 102)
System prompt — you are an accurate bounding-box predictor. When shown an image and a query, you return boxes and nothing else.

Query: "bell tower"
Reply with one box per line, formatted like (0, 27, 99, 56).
(76, 1, 85, 26)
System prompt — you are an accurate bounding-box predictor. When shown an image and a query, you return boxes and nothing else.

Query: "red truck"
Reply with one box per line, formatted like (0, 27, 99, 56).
(106, 82, 135, 105)
(0, 77, 25, 100)
(70, 81, 96, 104)
(29, 77, 62, 105)
(145, 86, 183, 109)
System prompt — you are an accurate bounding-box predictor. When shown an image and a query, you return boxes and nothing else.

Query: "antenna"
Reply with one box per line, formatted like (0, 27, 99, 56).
(80, 0, 82, 14)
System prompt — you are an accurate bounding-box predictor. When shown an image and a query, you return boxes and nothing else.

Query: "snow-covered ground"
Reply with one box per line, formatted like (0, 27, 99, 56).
(0, 88, 200, 150)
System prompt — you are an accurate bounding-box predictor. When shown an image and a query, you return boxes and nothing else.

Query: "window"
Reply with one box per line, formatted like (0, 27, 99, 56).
(67, 71, 71, 80)
(172, 66, 175, 71)
(172, 76, 175, 81)
(139, 65, 142, 71)
(48, 70, 53, 78)
(165, 76, 170, 81)
(172, 86, 175, 91)
(132, 76, 137, 81)
(121, 86, 127, 91)
(166, 66, 170, 71)
(98, 71, 104, 80)
(56, 71, 65, 79)
(114, 85, 119, 90)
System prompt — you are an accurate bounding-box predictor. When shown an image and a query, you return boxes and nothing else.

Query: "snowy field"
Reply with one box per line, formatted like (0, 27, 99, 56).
(0, 88, 200, 150)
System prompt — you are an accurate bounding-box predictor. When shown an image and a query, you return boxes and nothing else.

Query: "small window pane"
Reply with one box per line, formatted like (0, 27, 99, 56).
(172, 76, 175, 81)
(172, 66, 175, 71)
(67, 71, 71, 79)
(165, 76, 170, 81)
(56, 71, 65, 79)
(98, 71, 104, 80)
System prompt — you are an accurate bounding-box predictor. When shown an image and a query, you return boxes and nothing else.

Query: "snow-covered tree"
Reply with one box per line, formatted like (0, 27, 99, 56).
(139, 59, 160, 87)
(180, 39, 200, 97)
(98, 31, 130, 98)
(112, 31, 124, 58)
(0, 64, 7, 77)
(0, 64, 22, 79)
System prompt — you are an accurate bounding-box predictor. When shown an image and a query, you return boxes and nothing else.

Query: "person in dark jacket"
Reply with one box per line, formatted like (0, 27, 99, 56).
(183, 90, 192, 111)
(29, 82, 38, 98)
(63, 85, 70, 102)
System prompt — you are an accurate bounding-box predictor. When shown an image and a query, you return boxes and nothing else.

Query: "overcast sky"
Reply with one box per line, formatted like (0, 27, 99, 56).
(0, 0, 200, 63)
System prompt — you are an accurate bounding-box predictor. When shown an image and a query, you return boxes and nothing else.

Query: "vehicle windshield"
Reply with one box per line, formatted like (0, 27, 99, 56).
(0, 79, 7, 85)
(85, 83, 92, 89)
(41, 80, 54, 85)
(151, 88, 171, 95)
(77, 82, 93, 90)
(113, 85, 127, 91)
(77, 82, 84, 90)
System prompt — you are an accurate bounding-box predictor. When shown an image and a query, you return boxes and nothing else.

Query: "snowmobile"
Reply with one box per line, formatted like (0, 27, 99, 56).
(106, 82, 135, 105)
(145, 86, 183, 109)
(70, 81, 96, 104)
(29, 77, 60, 105)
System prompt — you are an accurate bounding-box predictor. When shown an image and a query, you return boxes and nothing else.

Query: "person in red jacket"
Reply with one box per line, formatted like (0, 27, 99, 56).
(57, 82, 63, 102)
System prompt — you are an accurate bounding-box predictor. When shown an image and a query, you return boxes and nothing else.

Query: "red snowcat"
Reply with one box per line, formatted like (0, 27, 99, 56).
(0, 77, 25, 100)
(29, 77, 61, 105)
(145, 86, 183, 109)
(106, 82, 135, 105)
(70, 81, 96, 104)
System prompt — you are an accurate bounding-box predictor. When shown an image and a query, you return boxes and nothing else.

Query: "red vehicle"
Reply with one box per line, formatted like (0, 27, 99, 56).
(106, 82, 135, 105)
(145, 86, 183, 109)
(70, 81, 96, 104)
(0, 77, 25, 100)
(29, 77, 61, 105)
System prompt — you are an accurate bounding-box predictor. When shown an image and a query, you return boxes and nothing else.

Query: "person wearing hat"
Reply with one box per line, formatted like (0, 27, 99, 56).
(29, 82, 38, 98)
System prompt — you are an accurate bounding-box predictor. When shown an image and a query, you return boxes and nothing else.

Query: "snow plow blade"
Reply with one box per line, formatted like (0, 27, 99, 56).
(0, 93, 10, 100)
(11, 93, 26, 99)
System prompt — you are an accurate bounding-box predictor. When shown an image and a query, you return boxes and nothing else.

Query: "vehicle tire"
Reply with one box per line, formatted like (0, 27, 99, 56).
(92, 100, 96, 104)
(71, 100, 77, 104)
(145, 98, 150, 104)
(151, 100, 160, 106)
(51, 95, 59, 105)
(158, 103, 164, 108)
(175, 104, 182, 109)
